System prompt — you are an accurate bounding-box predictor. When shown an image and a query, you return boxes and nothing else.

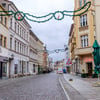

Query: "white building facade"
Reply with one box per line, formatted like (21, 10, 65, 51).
(0, 0, 31, 77)
(0, 0, 45, 77)
(0, 5, 9, 79)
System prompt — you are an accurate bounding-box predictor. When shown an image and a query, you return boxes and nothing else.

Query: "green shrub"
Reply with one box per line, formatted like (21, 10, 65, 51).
(81, 73, 88, 78)
(92, 73, 98, 78)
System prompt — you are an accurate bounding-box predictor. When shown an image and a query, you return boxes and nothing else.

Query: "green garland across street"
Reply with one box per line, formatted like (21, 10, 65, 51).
(0, 1, 91, 23)
(35, 49, 65, 54)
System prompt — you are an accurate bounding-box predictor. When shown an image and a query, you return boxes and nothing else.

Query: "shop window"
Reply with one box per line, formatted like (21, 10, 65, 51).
(2, 63, 7, 73)
(33, 64, 35, 72)
(15, 64, 18, 74)
(2, 63, 7, 77)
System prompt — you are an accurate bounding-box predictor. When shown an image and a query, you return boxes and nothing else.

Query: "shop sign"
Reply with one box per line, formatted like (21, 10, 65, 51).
(84, 58, 93, 62)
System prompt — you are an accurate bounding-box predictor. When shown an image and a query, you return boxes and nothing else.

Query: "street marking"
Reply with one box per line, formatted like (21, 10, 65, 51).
(59, 78, 71, 100)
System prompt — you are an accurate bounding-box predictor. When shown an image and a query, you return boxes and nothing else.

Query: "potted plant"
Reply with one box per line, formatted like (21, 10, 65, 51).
(81, 69, 87, 78)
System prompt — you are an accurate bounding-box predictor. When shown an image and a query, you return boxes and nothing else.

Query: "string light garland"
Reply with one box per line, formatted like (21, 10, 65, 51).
(35, 49, 65, 54)
(0, 1, 91, 23)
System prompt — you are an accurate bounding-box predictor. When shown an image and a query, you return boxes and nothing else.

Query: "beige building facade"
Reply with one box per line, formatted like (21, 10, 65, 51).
(93, 0, 100, 44)
(69, 0, 95, 76)
(29, 30, 39, 74)
(37, 40, 44, 72)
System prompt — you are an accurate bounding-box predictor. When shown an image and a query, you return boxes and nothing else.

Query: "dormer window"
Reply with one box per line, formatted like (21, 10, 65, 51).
(2, 3, 6, 8)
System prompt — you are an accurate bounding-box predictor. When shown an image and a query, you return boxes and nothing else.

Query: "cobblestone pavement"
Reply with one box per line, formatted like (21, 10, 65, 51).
(0, 73, 67, 100)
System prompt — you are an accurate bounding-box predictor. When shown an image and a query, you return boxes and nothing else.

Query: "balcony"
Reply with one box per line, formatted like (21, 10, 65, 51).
(75, 47, 93, 56)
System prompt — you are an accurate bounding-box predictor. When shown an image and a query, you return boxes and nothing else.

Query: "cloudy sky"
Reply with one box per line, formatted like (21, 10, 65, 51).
(10, 0, 74, 61)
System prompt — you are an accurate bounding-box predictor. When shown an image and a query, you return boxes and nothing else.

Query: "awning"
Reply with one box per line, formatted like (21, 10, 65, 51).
(0, 56, 9, 62)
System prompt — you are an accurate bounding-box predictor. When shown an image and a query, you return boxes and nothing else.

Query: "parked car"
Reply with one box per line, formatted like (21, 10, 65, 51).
(57, 68, 63, 74)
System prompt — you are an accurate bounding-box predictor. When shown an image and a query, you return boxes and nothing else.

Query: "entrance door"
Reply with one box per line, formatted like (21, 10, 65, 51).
(0, 62, 2, 78)
(87, 63, 92, 76)
(2, 63, 7, 77)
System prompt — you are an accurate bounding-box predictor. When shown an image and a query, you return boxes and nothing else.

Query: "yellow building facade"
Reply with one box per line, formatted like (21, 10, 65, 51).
(69, 0, 95, 76)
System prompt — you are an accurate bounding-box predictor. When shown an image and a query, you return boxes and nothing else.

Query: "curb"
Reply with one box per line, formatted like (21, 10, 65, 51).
(59, 77, 71, 100)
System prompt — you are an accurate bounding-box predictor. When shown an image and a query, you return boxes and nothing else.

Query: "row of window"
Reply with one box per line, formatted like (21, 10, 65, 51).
(79, 0, 86, 7)
(0, 35, 7, 48)
(10, 37, 28, 55)
(30, 50, 38, 59)
(79, 0, 88, 47)
(0, 16, 28, 41)
(0, 16, 7, 27)
(30, 37, 37, 49)
(10, 18, 28, 41)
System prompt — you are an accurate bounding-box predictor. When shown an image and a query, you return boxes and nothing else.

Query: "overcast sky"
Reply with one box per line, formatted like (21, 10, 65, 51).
(10, 0, 74, 61)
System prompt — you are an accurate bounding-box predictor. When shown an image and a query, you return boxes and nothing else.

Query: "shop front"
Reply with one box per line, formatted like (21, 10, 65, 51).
(0, 56, 9, 79)
(81, 55, 94, 77)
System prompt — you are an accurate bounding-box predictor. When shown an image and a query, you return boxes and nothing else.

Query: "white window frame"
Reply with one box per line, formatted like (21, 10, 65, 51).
(81, 35, 88, 48)
(80, 14, 87, 27)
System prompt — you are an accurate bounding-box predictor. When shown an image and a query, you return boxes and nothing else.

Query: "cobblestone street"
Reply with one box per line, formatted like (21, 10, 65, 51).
(0, 73, 67, 100)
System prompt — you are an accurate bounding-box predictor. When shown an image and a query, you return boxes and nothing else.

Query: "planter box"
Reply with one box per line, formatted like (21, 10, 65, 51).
(92, 74, 98, 78)
(81, 73, 88, 78)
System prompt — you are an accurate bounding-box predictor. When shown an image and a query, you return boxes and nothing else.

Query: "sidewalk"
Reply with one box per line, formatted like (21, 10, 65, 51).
(63, 74, 100, 100)
(0, 75, 37, 87)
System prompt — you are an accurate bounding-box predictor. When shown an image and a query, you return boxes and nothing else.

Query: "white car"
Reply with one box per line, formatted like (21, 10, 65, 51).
(57, 68, 63, 74)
